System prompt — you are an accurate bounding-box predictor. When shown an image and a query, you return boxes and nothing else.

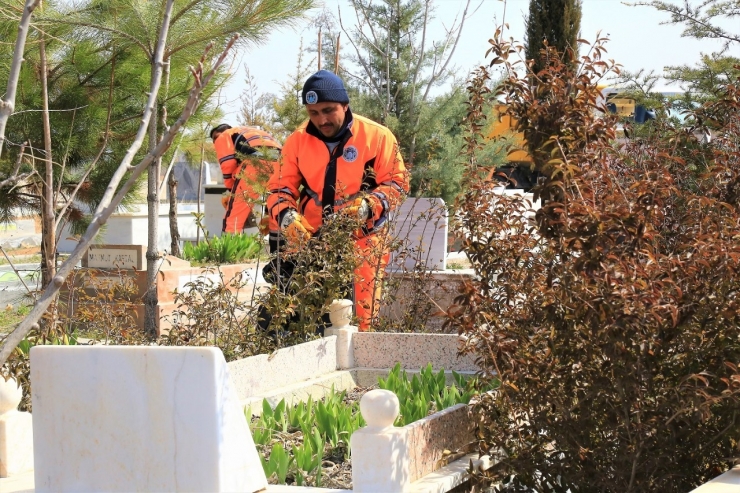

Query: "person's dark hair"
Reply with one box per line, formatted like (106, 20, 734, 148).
(209, 124, 232, 140)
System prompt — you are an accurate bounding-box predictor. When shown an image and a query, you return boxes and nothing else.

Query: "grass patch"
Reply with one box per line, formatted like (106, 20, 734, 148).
(0, 304, 31, 335)
(183, 233, 265, 265)
(0, 254, 42, 266)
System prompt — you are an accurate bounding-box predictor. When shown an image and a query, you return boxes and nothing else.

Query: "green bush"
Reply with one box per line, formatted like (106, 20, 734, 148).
(182, 233, 263, 265)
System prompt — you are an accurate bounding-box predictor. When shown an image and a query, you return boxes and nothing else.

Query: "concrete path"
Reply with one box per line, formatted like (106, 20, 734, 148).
(0, 264, 37, 309)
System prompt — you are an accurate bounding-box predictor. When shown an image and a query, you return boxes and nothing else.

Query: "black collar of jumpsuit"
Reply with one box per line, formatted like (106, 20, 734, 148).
(304, 108, 356, 221)
(305, 108, 354, 143)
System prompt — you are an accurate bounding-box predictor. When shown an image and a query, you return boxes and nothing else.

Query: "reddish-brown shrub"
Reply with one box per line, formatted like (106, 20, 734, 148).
(449, 32, 740, 492)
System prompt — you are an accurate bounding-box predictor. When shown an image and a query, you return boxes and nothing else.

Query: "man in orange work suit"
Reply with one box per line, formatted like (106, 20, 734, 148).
(266, 70, 409, 331)
(210, 124, 281, 235)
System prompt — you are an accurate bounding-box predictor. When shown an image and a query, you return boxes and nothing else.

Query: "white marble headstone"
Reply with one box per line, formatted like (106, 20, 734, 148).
(30, 346, 267, 493)
(388, 197, 448, 271)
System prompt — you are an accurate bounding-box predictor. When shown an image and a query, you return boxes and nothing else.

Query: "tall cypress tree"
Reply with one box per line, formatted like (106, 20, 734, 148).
(524, 0, 582, 73)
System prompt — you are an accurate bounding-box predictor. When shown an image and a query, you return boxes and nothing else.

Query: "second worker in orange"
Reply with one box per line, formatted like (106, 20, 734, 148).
(211, 124, 281, 235)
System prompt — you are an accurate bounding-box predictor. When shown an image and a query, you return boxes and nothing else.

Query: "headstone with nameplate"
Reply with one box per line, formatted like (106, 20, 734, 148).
(82, 244, 145, 270)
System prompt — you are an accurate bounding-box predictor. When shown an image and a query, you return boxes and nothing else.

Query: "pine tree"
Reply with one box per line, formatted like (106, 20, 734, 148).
(339, 0, 475, 168)
(524, 0, 582, 73)
(61, 0, 314, 336)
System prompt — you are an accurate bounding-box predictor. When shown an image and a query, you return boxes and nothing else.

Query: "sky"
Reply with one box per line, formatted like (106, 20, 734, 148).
(217, 0, 739, 121)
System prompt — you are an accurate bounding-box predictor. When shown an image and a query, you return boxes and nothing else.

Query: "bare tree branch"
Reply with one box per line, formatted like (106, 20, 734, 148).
(0, 0, 41, 159)
(350, 1, 384, 56)
(420, 0, 475, 103)
(338, 3, 384, 104)
(159, 131, 185, 195)
(408, 0, 431, 120)
(409, 0, 477, 163)
(0, 142, 32, 190)
(39, 2, 58, 287)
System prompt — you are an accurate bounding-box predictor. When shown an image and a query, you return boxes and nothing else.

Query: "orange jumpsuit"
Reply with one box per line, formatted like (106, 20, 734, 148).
(214, 127, 281, 234)
(266, 110, 409, 330)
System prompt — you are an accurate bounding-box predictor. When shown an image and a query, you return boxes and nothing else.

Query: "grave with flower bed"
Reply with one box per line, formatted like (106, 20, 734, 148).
(1, 299, 494, 493)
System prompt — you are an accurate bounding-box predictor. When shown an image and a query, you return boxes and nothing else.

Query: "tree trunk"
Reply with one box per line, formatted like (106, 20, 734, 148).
(168, 168, 180, 256)
(144, 78, 160, 337)
(39, 21, 56, 303)
(196, 140, 205, 243)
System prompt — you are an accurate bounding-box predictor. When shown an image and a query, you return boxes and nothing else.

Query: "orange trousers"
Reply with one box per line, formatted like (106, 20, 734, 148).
(353, 234, 390, 331)
(222, 178, 254, 234)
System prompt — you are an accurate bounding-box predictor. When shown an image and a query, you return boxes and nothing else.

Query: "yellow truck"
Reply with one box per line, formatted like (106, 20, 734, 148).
(486, 104, 536, 190)
(600, 88, 657, 123)
(487, 89, 659, 189)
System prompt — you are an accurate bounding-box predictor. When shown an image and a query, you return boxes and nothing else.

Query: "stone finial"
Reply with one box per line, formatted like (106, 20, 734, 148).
(0, 377, 22, 414)
(324, 300, 357, 370)
(360, 389, 399, 430)
(352, 389, 409, 492)
(328, 299, 353, 328)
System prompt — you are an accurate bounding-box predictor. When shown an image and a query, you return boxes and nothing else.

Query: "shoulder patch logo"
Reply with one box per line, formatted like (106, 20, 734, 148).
(343, 146, 358, 162)
(305, 91, 318, 104)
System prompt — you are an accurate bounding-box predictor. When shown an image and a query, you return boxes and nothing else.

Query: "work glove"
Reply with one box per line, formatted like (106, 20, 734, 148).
(364, 195, 385, 221)
(221, 193, 230, 209)
(338, 195, 384, 222)
(337, 196, 370, 221)
(281, 209, 315, 244)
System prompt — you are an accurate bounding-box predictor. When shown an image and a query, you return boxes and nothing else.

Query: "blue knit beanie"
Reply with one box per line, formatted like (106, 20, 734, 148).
(302, 70, 350, 105)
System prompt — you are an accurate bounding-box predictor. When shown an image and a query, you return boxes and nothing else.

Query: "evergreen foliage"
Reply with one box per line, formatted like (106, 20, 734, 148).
(665, 53, 740, 109)
(635, 0, 740, 49)
(524, 0, 582, 73)
(0, 0, 315, 246)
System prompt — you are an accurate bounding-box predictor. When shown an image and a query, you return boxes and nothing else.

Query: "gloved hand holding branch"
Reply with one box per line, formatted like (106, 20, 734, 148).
(280, 209, 315, 244)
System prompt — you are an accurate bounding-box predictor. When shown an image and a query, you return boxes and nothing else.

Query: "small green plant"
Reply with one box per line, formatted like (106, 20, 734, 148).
(248, 401, 274, 446)
(378, 363, 481, 425)
(182, 233, 263, 265)
(292, 427, 323, 486)
(312, 386, 364, 459)
(260, 443, 293, 484)
(287, 396, 313, 431)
